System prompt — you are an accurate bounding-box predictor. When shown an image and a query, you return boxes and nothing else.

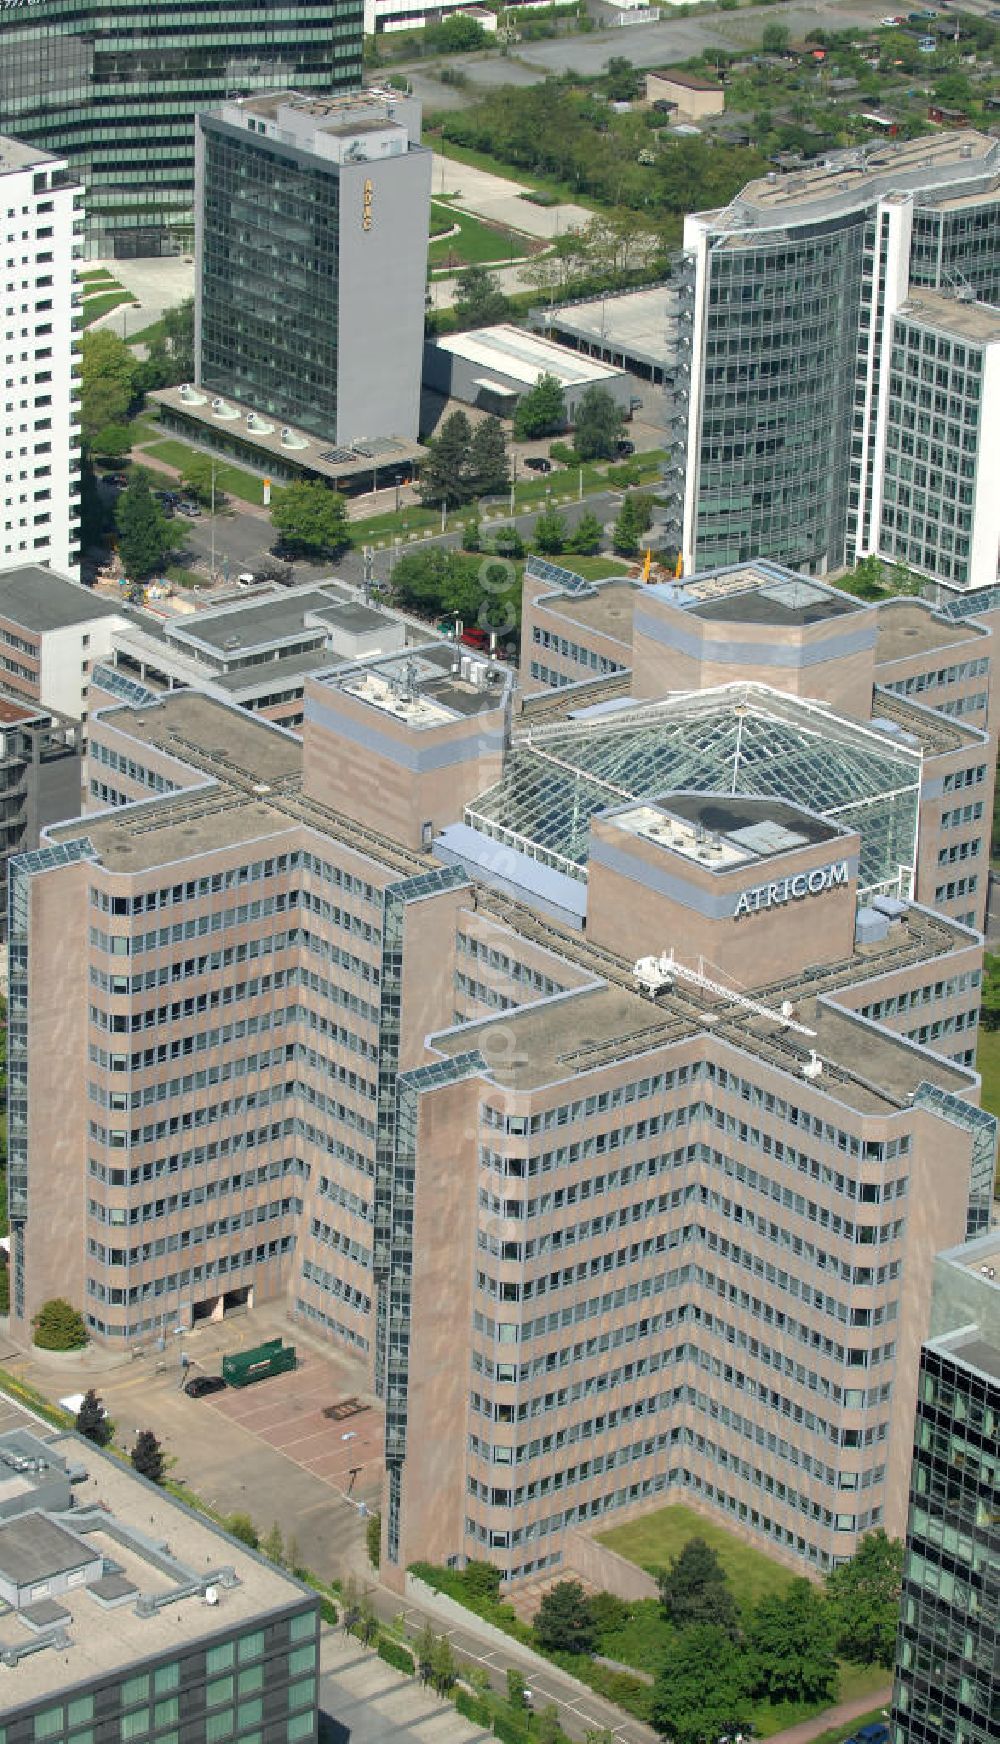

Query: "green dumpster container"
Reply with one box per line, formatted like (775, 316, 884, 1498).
(222, 1338, 297, 1388)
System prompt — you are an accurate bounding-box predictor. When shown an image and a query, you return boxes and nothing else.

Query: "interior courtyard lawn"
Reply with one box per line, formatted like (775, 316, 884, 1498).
(598, 1502, 797, 1613)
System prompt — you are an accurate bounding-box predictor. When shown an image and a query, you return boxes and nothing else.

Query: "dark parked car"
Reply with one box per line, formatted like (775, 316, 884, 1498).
(523, 456, 552, 473)
(108, 472, 129, 488)
(844, 1726, 889, 1744)
(616, 439, 636, 457)
(184, 1374, 226, 1398)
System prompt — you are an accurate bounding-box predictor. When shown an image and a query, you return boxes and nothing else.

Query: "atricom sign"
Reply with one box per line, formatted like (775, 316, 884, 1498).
(734, 859, 850, 919)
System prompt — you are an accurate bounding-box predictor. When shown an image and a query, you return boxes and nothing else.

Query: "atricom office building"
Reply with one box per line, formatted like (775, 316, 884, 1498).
(6, 560, 999, 1592)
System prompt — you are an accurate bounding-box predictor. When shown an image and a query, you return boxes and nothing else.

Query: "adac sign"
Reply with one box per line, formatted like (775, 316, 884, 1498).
(362, 177, 373, 233)
(734, 860, 849, 920)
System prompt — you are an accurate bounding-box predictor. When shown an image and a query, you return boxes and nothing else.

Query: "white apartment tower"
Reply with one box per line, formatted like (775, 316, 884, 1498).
(0, 136, 82, 579)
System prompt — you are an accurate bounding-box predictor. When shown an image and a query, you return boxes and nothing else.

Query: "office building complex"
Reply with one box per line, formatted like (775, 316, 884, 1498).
(0, 565, 127, 726)
(0, 1, 363, 258)
(674, 132, 1000, 586)
(0, 137, 82, 578)
(0, 1425, 320, 1742)
(890, 1231, 1000, 1744)
(8, 550, 998, 1595)
(196, 90, 431, 447)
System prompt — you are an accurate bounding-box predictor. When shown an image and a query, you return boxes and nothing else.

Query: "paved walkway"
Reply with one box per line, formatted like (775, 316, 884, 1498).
(432, 152, 591, 240)
(767, 1689, 891, 1744)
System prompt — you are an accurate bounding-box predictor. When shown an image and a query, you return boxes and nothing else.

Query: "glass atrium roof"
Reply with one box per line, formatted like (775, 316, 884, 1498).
(467, 684, 921, 894)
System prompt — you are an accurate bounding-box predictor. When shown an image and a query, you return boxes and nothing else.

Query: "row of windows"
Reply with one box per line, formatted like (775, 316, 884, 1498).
(86, 1235, 295, 1307)
(531, 625, 626, 675)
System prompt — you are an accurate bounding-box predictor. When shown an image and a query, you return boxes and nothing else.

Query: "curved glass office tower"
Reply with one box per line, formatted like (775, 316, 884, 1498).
(678, 132, 1000, 579)
(0, 1, 363, 258)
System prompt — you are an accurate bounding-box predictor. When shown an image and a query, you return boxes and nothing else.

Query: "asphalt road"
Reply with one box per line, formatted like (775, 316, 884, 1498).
(175, 487, 626, 593)
(393, 0, 900, 102)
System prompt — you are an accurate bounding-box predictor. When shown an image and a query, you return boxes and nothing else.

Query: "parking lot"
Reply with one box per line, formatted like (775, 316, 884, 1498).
(12, 1307, 379, 1581)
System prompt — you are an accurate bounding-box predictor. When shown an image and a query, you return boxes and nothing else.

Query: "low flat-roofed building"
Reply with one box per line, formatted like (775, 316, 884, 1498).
(99, 582, 410, 732)
(0, 1429, 319, 1738)
(644, 68, 725, 121)
(151, 387, 425, 496)
(543, 285, 674, 383)
(423, 324, 631, 420)
(0, 566, 126, 724)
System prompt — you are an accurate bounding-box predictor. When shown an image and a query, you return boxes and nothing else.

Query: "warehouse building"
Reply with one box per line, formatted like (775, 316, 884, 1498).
(423, 324, 631, 419)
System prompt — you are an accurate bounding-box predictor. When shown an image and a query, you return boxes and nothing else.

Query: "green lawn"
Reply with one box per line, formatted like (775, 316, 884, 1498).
(555, 555, 631, 580)
(976, 1025, 1000, 1122)
(804, 1707, 890, 1744)
(83, 289, 137, 327)
(80, 267, 117, 284)
(429, 203, 535, 271)
(128, 316, 167, 348)
(141, 439, 266, 507)
(598, 1503, 797, 1613)
(429, 138, 601, 213)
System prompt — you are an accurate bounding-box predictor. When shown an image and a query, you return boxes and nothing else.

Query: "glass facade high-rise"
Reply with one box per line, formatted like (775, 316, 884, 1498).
(0, 1, 364, 258)
(677, 132, 1000, 583)
(890, 1234, 1000, 1744)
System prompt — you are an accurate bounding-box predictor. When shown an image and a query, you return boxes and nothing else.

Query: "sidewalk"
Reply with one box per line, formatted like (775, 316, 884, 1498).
(767, 1689, 891, 1744)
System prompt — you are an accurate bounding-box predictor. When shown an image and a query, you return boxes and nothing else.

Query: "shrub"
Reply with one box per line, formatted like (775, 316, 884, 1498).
(455, 1688, 492, 1727)
(319, 1596, 339, 1626)
(493, 1715, 531, 1744)
(32, 1298, 88, 1350)
(377, 1636, 415, 1674)
(223, 1513, 260, 1548)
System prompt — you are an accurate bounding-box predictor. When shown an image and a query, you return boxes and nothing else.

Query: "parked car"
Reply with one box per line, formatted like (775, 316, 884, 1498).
(844, 1726, 889, 1744)
(108, 472, 129, 488)
(523, 456, 552, 473)
(184, 1374, 226, 1398)
(615, 438, 636, 457)
(459, 625, 490, 652)
(177, 499, 202, 517)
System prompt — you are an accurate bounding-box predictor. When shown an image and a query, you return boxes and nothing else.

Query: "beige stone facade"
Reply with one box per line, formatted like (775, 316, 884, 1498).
(7, 583, 997, 1601)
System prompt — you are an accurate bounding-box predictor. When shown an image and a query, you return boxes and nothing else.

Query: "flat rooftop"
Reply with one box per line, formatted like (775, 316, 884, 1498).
(941, 1334, 1000, 1383)
(431, 325, 627, 391)
(705, 130, 1000, 228)
(166, 584, 358, 658)
(0, 695, 45, 727)
(0, 1437, 309, 1713)
(684, 577, 860, 627)
(536, 579, 638, 643)
(547, 285, 674, 370)
(875, 598, 989, 664)
(152, 388, 425, 481)
(896, 289, 1000, 345)
(330, 644, 511, 726)
(609, 792, 844, 872)
(0, 567, 123, 633)
(0, 136, 60, 176)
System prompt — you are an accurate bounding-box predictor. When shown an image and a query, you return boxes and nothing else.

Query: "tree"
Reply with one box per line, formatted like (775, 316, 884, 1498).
(506, 1668, 527, 1709)
(657, 1537, 740, 1640)
(573, 386, 625, 462)
(418, 410, 474, 508)
(181, 454, 224, 508)
(130, 1429, 165, 1484)
(612, 494, 642, 558)
(567, 510, 603, 556)
(425, 14, 486, 51)
(270, 479, 350, 557)
(262, 1523, 285, 1566)
(80, 448, 111, 547)
(80, 329, 139, 442)
(534, 504, 567, 556)
(454, 266, 511, 328)
(850, 555, 887, 599)
(469, 415, 510, 497)
(162, 298, 195, 380)
(32, 1298, 88, 1350)
(223, 1513, 259, 1548)
(75, 1388, 112, 1447)
(92, 424, 133, 465)
(513, 374, 567, 441)
(825, 1529, 904, 1667)
(650, 1625, 752, 1744)
(762, 23, 790, 53)
(430, 1634, 456, 1693)
(494, 527, 525, 561)
(415, 1622, 436, 1684)
(366, 1511, 381, 1569)
(534, 1579, 596, 1655)
(358, 1593, 378, 1646)
(602, 56, 642, 101)
(535, 1707, 562, 1744)
(748, 1579, 838, 1704)
(116, 470, 183, 579)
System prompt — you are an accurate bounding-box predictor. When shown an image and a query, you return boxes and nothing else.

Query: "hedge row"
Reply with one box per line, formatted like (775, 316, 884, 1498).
(455, 1688, 492, 1727)
(377, 1636, 415, 1675)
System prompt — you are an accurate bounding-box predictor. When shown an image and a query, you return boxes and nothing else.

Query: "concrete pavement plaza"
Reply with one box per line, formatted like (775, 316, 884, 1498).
(10, 1306, 377, 1581)
(320, 1632, 489, 1744)
(432, 152, 592, 241)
